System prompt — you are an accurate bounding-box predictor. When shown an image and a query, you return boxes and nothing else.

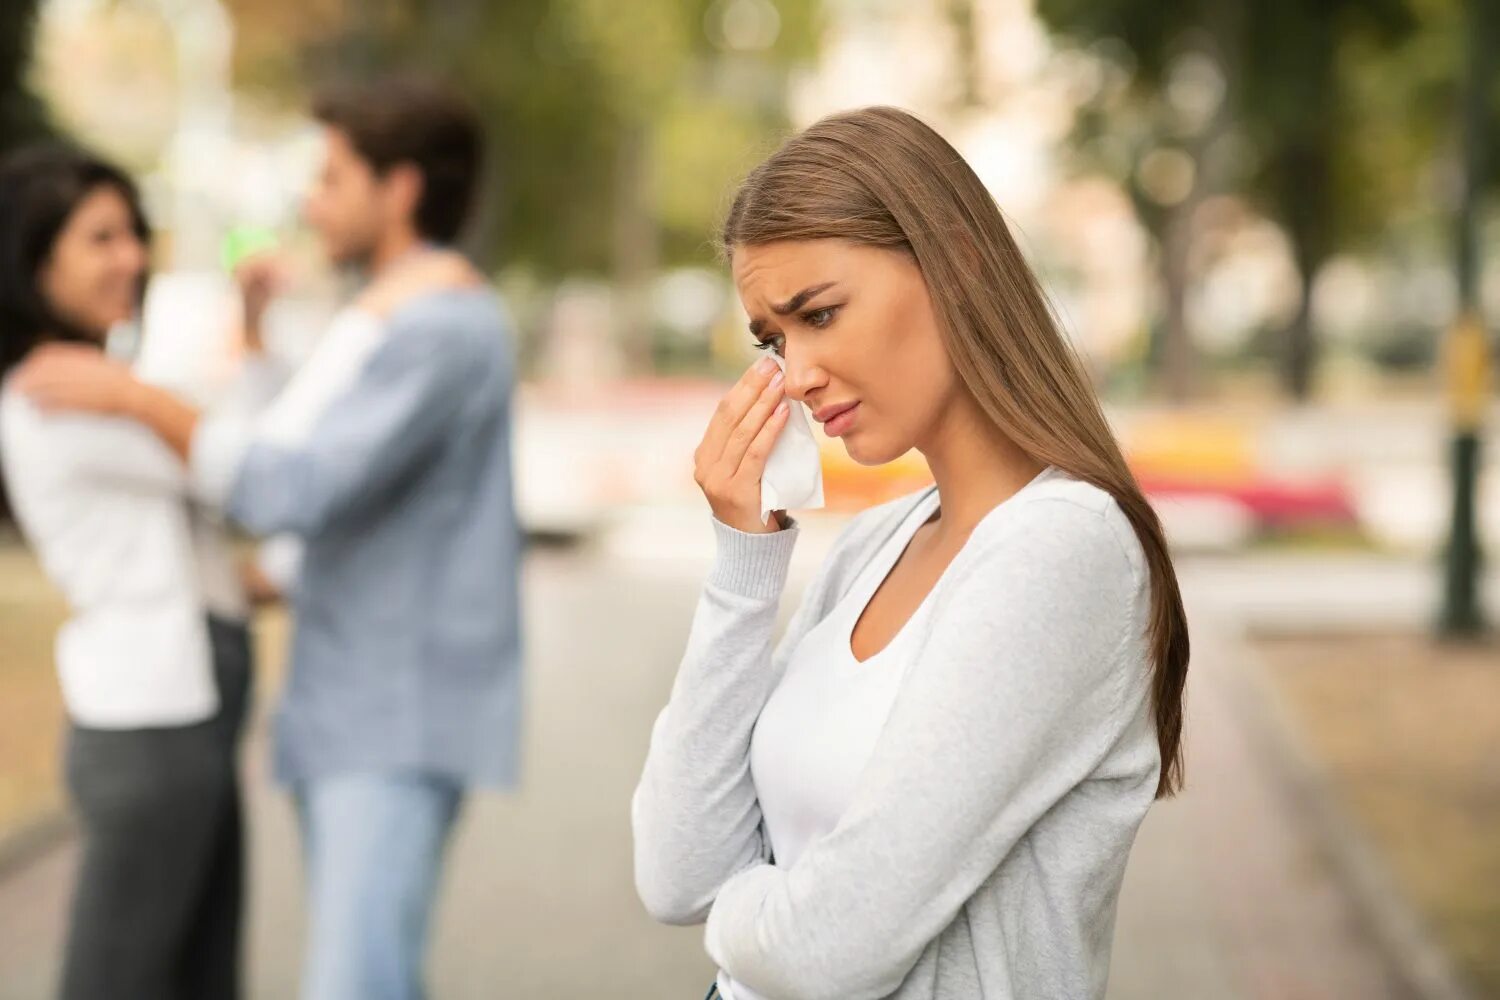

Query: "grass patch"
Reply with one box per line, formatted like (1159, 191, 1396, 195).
(0, 540, 69, 839)
(1254, 631, 1500, 998)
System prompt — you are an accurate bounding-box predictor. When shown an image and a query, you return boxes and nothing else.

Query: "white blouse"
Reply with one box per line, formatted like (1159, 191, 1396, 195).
(0, 357, 282, 728)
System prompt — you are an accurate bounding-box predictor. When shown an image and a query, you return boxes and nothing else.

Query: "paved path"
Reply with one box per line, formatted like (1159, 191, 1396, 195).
(0, 535, 1436, 999)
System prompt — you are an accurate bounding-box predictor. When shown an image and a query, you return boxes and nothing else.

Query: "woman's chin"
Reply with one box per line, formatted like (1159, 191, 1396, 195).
(840, 433, 903, 468)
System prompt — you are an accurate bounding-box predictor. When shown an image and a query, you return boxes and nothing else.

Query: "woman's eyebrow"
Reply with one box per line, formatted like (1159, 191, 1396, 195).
(748, 282, 840, 336)
(771, 282, 838, 316)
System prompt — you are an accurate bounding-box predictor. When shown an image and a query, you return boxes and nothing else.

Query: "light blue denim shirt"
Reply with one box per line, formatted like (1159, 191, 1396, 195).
(193, 288, 522, 788)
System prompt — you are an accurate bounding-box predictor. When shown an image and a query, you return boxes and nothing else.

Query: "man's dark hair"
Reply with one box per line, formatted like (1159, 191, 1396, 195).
(312, 76, 484, 244)
(0, 143, 149, 377)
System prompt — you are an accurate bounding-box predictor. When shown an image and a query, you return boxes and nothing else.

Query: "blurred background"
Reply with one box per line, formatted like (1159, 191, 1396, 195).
(0, 0, 1497, 997)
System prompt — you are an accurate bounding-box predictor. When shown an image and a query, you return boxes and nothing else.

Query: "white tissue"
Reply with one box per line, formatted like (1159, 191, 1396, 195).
(760, 353, 825, 524)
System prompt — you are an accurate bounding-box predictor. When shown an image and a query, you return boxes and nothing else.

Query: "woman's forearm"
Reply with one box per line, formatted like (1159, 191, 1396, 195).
(121, 379, 202, 462)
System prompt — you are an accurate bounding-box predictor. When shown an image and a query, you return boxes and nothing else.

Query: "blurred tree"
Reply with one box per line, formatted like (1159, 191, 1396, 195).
(1039, 0, 1424, 402)
(944, 0, 983, 109)
(224, 0, 822, 369)
(0, 0, 49, 155)
(1239, 0, 1417, 400)
(1038, 1, 1240, 401)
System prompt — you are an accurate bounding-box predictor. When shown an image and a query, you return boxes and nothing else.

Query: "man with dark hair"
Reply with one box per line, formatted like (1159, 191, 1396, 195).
(15, 77, 522, 1000)
(310, 77, 483, 247)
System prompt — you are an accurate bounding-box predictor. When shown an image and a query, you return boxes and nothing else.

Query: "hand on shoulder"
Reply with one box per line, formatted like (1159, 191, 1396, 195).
(357, 248, 484, 320)
(11, 343, 141, 417)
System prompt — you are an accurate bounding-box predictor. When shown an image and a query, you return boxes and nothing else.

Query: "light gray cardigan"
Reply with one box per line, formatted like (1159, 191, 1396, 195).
(632, 469, 1162, 1000)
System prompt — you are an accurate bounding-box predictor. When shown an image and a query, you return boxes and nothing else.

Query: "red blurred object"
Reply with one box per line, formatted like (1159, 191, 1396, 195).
(1137, 473, 1359, 527)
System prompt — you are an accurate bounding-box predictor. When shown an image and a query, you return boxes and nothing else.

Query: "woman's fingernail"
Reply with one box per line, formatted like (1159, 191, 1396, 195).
(776, 400, 789, 416)
(770, 370, 785, 388)
(757, 356, 777, 375)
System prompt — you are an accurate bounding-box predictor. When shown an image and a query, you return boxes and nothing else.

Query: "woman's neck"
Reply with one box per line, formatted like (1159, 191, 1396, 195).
(38, 329, 106, 351)
(917, 391, 1046, 541)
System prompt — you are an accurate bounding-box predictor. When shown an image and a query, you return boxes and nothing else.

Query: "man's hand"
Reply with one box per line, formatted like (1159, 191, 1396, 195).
(13, 344, 143, 417)
(234, 252, 287, 353)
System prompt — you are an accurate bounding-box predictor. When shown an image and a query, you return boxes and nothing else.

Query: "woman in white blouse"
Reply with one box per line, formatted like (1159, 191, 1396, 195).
(633, 108, 1191, 1000)
(0, 145, 258, 1000)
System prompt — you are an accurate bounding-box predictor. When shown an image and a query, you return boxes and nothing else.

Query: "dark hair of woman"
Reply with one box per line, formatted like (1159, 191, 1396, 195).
(0, 143, 150, 377)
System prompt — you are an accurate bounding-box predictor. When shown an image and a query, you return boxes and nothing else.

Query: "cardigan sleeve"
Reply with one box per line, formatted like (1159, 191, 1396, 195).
(631, 516, 809, 925)
(190, 306, 491, 536)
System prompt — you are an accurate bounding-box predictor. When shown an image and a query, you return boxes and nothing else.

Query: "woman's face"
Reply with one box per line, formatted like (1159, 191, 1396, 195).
(731, 238, 960, 466)
(38, 185, 148, 340)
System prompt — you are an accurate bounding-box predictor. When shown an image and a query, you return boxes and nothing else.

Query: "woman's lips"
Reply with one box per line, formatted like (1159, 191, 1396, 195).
(818, 402, 860, 437)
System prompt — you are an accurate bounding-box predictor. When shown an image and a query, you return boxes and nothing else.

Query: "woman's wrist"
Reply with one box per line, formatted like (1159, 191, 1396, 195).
(120, 378, 202, 462)
(707, 515, 799, 600)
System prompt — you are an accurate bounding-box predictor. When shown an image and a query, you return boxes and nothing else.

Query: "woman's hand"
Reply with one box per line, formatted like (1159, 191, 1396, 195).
(356, 249, 483, 320)
(239, 558, 283, 607)
(694, 355, 790, 534)
(13, 344, 143, 417)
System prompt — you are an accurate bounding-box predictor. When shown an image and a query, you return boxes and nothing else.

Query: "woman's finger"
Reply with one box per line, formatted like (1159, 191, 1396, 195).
(701, 357, 779, 462)
(718, 366, 785, 476)
(733, 397, 791, 483)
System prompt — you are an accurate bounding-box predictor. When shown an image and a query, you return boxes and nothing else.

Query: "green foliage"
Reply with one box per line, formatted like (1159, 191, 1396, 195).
(1036, 0, 1500, 399)
(226, 0, 822, 275)
(1038, 0, 1438, 251)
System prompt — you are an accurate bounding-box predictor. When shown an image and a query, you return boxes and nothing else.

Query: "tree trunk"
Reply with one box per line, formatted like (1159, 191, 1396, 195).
(1283, 256, 1318, 403)
(1275, 136, 1332, 403)
(1157, 203, 1196, 403)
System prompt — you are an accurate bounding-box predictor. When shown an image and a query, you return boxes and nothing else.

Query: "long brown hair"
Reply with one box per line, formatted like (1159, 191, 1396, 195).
(722, 107, 1189, 798)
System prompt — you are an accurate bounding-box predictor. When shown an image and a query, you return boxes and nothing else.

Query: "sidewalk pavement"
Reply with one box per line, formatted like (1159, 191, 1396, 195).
(1, 534, 1476, 999)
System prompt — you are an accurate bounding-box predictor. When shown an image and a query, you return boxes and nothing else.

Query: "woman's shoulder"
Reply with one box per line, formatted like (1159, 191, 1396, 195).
(2, 381, 132, 439)
(0, 380, 42, 441)
(984, 468, 1147, 586)
(0, 380, 170, 470)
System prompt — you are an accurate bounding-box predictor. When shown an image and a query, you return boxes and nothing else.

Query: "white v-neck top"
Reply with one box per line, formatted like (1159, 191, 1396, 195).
(724, 487, 942, 1000)
(749, 485, 941, 869)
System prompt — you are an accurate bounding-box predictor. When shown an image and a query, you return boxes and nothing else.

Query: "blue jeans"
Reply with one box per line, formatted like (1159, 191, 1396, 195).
(295, 772, 463, 1000)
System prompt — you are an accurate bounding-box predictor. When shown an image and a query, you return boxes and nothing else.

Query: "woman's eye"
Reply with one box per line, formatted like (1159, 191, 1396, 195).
(803, 306, 839, 329)
(751, 336, 784, 356)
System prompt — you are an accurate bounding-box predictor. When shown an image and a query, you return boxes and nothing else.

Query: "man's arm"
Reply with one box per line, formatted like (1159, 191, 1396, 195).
(13, 249, 487, 513)
(195, 309, 495, 537)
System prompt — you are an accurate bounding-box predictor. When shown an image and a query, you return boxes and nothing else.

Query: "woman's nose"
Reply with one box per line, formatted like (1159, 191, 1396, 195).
(120, 237, 149, 276)
(782, 353, 826, 402)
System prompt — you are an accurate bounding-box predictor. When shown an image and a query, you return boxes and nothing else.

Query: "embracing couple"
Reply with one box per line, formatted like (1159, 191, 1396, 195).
(0, 78, 517, 1000)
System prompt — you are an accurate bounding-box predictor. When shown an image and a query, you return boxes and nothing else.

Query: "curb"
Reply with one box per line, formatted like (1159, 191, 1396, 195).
(1223, 627, 1481, 1000)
